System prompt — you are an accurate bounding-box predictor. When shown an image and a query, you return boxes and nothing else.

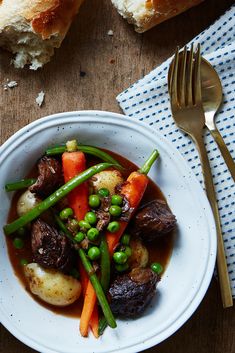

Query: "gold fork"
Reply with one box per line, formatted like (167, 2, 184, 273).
(168, 44, 233, 308)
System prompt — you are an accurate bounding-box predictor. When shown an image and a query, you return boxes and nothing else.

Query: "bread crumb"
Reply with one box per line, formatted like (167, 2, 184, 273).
(36, 91, 45, 107)
(3, 80, 18, 90)
(107, 30, 114, 36)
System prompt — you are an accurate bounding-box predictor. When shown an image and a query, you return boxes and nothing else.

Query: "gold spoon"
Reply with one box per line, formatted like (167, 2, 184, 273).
(201, 58, 235, 181)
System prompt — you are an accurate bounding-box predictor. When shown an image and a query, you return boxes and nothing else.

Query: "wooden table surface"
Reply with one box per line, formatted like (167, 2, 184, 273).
(0, 0, 234, 352)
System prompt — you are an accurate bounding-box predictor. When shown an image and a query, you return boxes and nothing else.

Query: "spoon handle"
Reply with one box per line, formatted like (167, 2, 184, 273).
(207, 126, 235, 182)
(193, 131, 233, 308)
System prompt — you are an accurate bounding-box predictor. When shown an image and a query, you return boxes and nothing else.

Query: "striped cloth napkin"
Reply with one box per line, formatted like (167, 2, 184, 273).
(117, 5, 235, 296)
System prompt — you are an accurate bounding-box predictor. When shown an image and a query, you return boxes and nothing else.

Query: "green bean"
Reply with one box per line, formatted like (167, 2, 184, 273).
(100, 234, 110, 293)
(4, 163, 113, 235)
(98, 316, 108, 336)
(46, 144, 123, 168)
(78, 248, 117, 329)
(5, 178, 36, 192)
(138, 149, 159, 175)
(45, 146, 66, 155)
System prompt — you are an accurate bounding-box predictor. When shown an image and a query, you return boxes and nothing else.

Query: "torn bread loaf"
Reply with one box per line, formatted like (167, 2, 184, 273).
(112, 0, 204, 33)
(0, 0, 84, 69)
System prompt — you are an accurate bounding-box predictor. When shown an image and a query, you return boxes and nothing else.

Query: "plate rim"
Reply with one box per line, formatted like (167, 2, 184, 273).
(0, 110, 217, 353)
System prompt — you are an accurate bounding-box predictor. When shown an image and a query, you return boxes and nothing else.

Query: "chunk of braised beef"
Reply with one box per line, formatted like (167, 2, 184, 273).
(109, 268, 159, 317)
(31, 219, 73, 272)
(29, 156, 63, 198)
(132, 199, 176, 242)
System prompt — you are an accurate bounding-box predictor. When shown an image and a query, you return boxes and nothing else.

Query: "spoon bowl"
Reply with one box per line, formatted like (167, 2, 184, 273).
(200, 57, 235, 181)
(201, 58, 223, 119)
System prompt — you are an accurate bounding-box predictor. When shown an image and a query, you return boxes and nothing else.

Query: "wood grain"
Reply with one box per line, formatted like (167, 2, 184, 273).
(0, 0, 234, 352)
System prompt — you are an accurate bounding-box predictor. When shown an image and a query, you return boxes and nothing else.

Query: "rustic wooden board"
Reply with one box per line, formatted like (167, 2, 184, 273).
(0, 0, 234, 352)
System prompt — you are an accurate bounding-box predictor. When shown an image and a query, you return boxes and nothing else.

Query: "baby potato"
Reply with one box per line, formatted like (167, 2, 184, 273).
(128, 238, 149, 269)
(17, 190, 40, 217)
(24, 263, 81, 306)
(90, 170, 124, 195)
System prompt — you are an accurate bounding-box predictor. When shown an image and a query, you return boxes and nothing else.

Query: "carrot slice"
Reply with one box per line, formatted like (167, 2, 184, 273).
(89, 304, 99, 338)
(106, 171, 148, 254)
(78, 260, 99, 338)
(62, 151, 89, 220)
(79, 281, 97, 337)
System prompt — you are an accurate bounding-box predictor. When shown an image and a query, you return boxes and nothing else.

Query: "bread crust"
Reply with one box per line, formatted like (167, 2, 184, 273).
(0, 0, 83, 39)
(145, 0, 204, 31)
(112, 0, 204, 33)
(24, 0, 83, 40)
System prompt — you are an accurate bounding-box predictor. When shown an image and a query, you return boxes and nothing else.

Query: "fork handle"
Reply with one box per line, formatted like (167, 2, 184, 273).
(208, 126, 235, 182)
(193, 132, 233, 308)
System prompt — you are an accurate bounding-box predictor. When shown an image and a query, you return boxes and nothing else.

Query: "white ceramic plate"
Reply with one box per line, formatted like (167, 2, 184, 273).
(0, 111, 216, 353)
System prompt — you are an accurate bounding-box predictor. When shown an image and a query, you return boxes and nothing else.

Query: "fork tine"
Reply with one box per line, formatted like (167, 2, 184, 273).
(193, 44, 202, 104)
(186, 44, 194, 106)
(179, 46, 188, 107)
(169, 46, 179, 106)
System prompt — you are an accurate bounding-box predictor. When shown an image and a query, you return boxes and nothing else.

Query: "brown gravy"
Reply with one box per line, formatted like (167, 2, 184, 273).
(5, 149, 174, 318)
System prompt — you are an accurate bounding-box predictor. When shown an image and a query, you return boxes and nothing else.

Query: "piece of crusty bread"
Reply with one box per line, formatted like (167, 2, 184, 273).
(112, 0, 204, 33)
(0, 0, 84, 70)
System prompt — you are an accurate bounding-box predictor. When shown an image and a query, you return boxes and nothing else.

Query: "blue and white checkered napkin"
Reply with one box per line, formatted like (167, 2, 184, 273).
(117, 5, 235, 296)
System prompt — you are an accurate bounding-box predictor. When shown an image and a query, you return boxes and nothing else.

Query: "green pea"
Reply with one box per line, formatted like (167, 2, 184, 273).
(111, 194, 123, 206)
(97, 188, 110, 198)
(13, 237, 24, 249)
(107, 221, 120, 233)
(88, 246, 101, 261)
(109, 205, 122, 217)
(60, 207, 74, 220)
(84, 212, 97, 225)
(17, 227, 26, 237)
(70, 268, 80, 279)
(79, 220, 91, 230)
(124, 246, 132, 257)
(87, 228, 99, 241)
(115, 263, 129, 272)
(113, 251, 128, 264)
(69, 219, 79, 232)
(121, 233, 130, 245)
(151, 262, 163, 274)
(20, 258, 28, 266)
(74, 231, 85, 243)
(89, 194, 100, 208)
